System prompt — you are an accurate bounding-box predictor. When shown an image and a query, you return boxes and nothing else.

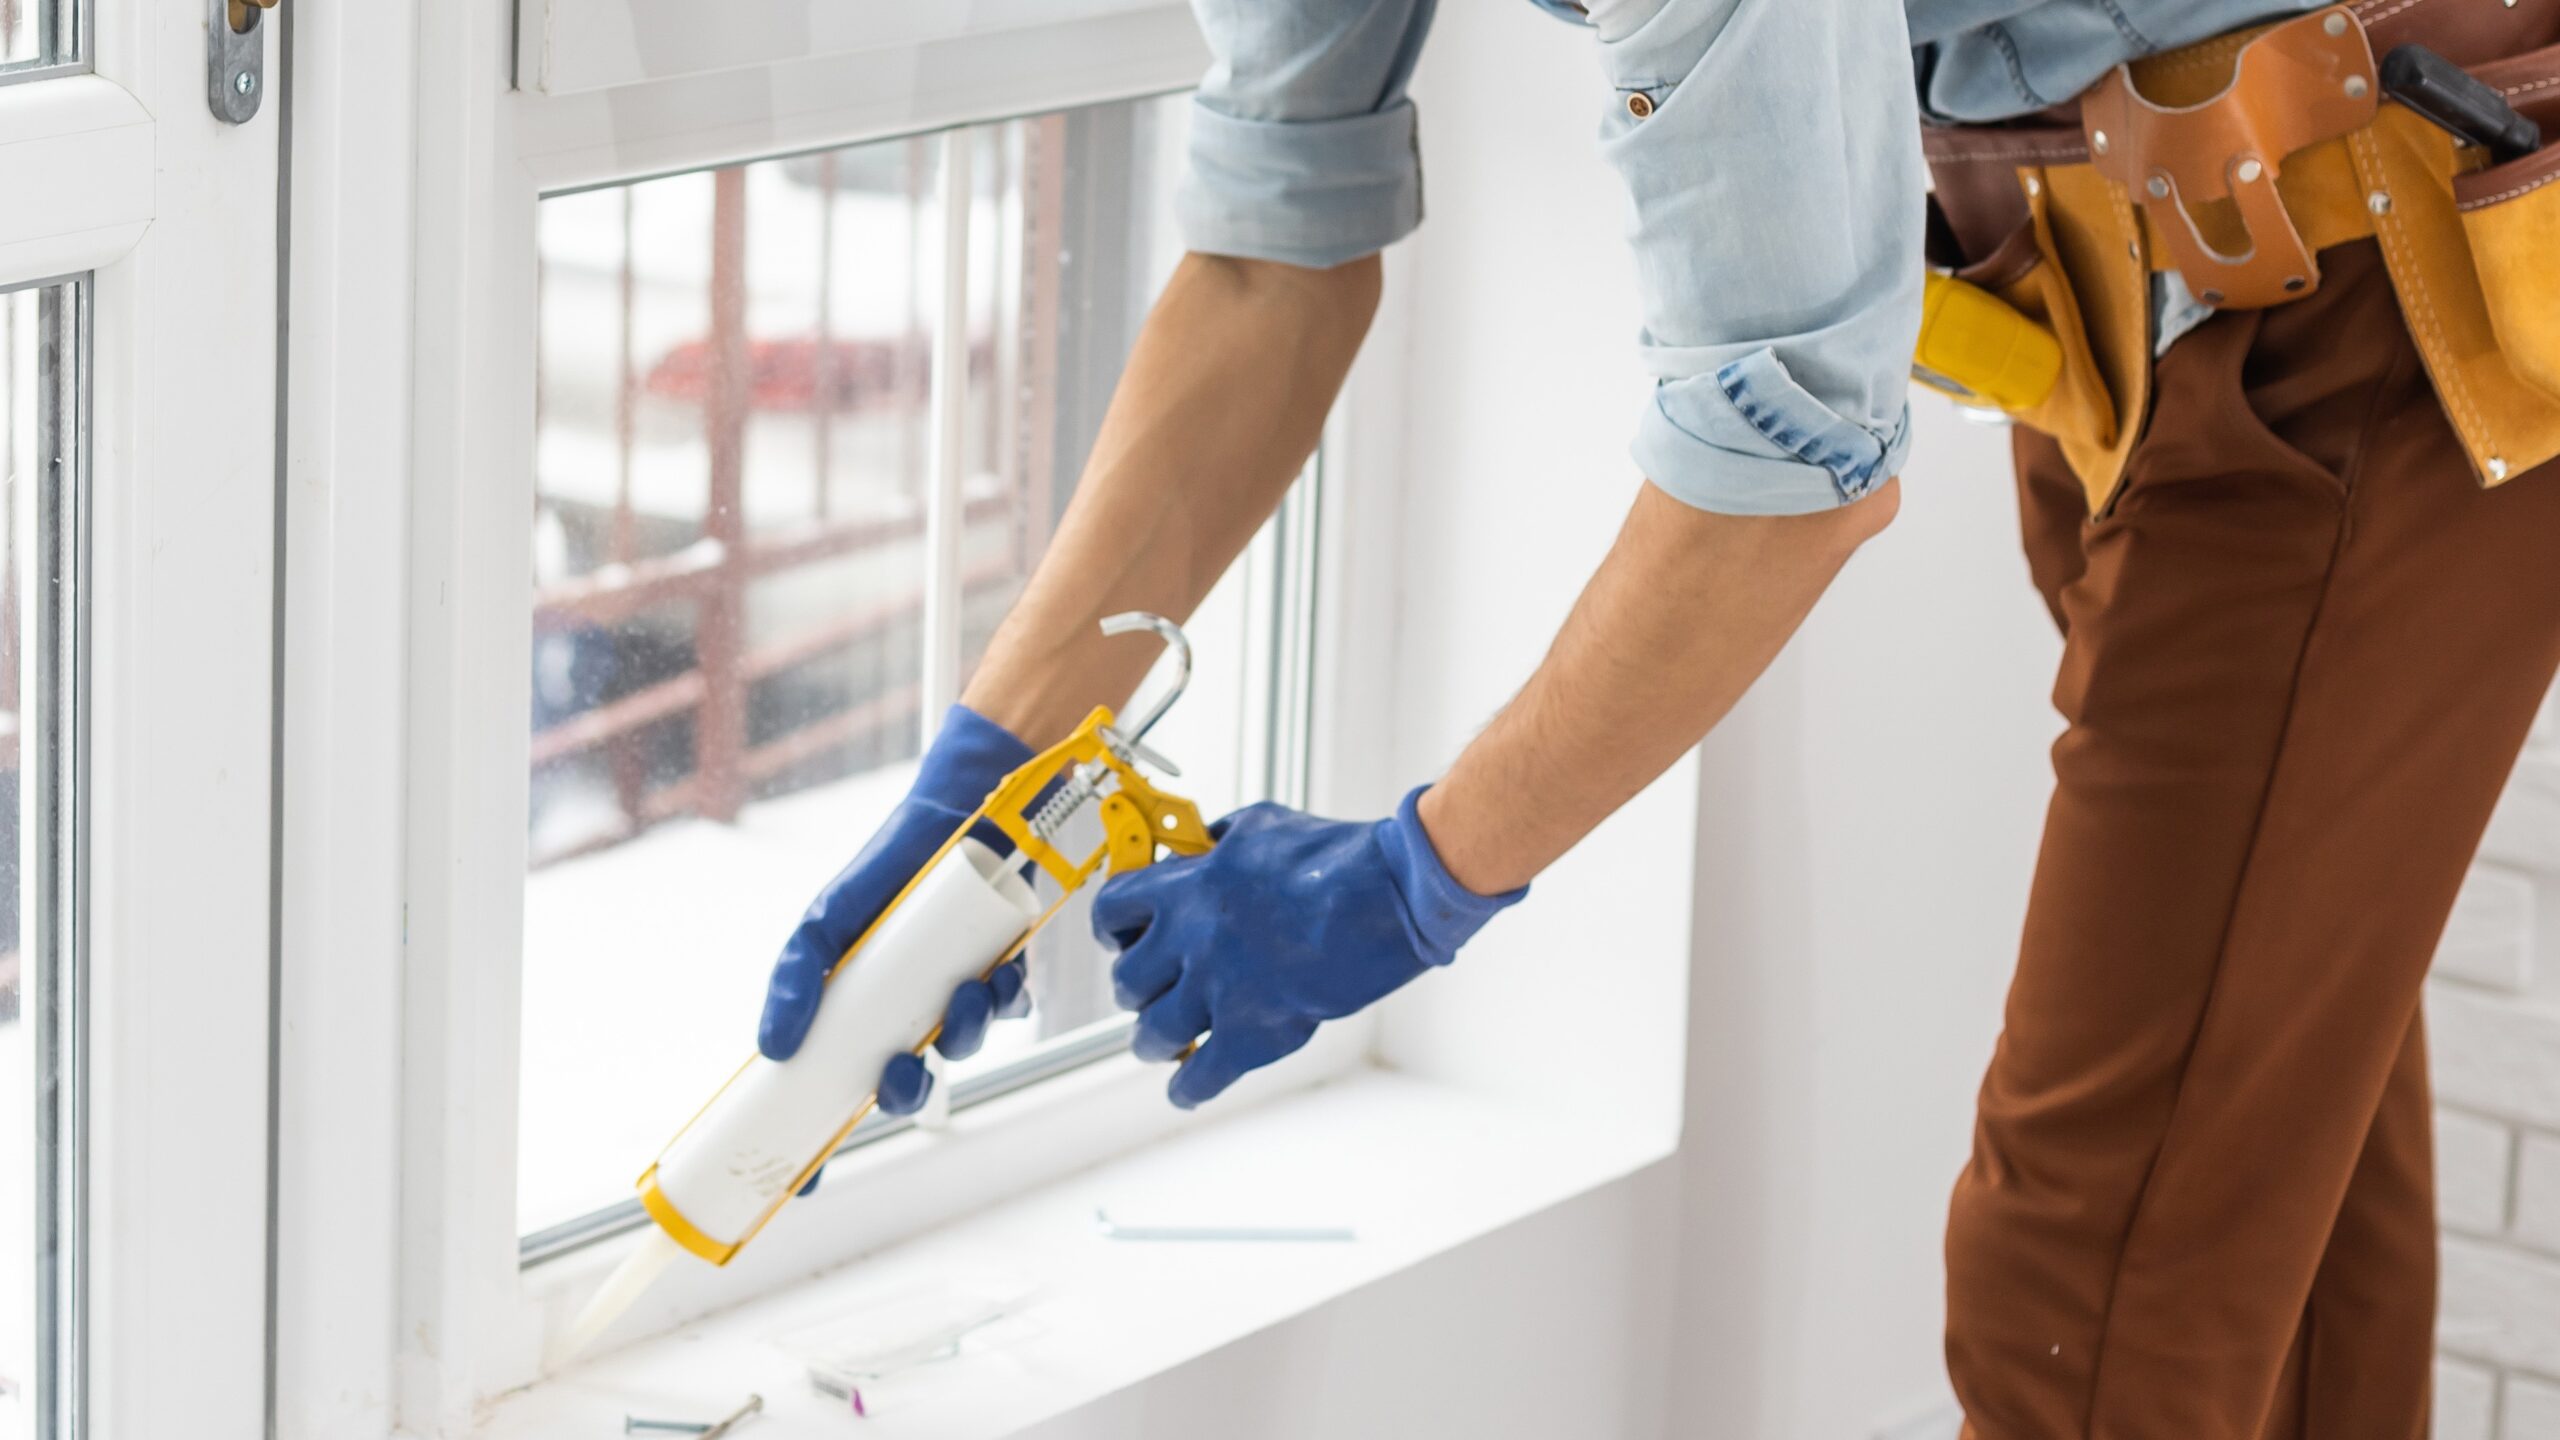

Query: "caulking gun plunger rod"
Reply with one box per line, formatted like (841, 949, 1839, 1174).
(549, 614, 1206, 1371)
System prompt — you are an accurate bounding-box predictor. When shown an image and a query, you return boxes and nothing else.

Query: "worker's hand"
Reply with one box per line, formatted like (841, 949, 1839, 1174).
(1091, 787, 1525, 1109)
(759, 705, 1038, 1145)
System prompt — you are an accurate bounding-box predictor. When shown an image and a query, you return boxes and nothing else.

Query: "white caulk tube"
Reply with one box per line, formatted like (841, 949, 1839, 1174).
(641, 834, 1044, 1261)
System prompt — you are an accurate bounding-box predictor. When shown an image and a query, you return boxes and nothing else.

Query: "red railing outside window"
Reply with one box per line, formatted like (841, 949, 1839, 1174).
(529, 124, 1079, 868)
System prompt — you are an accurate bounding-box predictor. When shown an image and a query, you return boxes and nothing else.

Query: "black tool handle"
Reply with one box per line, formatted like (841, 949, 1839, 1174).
(2381, 45, 2543, 165)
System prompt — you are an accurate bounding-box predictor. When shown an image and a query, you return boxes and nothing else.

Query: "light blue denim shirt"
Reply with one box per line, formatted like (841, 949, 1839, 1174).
(1179, 0, 2307, 516)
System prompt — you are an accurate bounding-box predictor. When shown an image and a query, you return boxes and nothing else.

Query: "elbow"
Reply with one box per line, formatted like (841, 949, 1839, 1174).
(1831, 474, 1901, 552)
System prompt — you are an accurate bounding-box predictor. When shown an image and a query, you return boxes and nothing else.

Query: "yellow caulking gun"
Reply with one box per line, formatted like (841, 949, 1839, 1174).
(552, 613, 1215, 1366)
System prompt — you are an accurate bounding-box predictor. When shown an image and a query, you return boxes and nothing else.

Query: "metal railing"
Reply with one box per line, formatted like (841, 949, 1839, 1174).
(530, 133, 1058, 868)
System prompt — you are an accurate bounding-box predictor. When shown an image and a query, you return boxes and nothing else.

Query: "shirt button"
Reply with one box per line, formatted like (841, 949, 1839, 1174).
(1625, 92, 1654, 120)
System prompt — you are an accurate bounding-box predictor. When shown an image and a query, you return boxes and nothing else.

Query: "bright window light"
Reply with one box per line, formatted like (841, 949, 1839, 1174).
(518, 94, 1290, 1252)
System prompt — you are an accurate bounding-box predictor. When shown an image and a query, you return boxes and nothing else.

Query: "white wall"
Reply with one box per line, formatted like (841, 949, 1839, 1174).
(2434, 720, 2560, 1436)
(1026, 5, 2066, 1437)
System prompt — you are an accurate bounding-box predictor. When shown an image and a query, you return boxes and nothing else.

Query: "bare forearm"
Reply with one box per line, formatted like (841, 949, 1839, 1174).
(1419, 478, 1899, 895)
(963, 252, 1379, 747)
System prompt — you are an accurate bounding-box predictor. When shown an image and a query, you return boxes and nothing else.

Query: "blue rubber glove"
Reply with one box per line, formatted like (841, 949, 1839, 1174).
(759, 704, 1037, 1141)
(1090, 787, 1525, 1110)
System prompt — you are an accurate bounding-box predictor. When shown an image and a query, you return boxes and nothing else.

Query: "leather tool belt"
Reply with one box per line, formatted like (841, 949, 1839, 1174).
(1921, 1, 2560, 515)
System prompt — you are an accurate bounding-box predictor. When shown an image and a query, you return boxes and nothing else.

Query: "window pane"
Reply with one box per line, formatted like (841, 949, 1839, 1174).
(1, 280, 84, 1439)
(0, 0, 64, 73)
(520, 95, 1227, 1241)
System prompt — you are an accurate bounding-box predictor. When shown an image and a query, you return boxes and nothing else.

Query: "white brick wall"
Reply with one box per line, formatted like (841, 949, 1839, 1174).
(2434, 727, 2560, 1431)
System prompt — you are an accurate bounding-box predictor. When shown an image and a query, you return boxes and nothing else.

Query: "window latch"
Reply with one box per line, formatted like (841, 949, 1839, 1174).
(209, 0, 281, 125)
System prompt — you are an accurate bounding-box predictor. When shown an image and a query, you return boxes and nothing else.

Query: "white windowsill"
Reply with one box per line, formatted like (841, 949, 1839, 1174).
(483, 1065, 1672, 1437)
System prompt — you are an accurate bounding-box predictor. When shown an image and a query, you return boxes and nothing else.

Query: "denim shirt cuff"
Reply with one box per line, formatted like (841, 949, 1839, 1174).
(1178, 97, 1424, 271)
(1374, 786, 1527, 967)
(1633, 350, 1914, 516)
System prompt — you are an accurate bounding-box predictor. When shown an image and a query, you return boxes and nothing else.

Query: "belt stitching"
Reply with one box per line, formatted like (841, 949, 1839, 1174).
(2355, 0, 2440, 24)
(2350, 125, 2491, 455)
(2460, 170, 2560, 208)
(1930, 145, 2088, 164)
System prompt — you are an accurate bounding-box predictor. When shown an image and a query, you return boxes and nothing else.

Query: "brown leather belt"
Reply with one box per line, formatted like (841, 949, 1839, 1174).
(1923, 0, 2560, 513)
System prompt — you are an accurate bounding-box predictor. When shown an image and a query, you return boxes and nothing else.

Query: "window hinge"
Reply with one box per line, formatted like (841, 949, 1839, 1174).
(209, 0, 280, 125)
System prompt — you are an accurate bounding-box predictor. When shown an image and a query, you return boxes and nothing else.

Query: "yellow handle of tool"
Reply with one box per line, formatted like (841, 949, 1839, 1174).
(1913, 272, 2064, 414)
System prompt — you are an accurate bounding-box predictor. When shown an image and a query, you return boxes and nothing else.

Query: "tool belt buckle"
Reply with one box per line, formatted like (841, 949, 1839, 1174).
(2080, 4, 2379, 310)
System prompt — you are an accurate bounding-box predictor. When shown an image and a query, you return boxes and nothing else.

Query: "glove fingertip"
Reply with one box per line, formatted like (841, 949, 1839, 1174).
(990, 960, 1031, 1019)
(877, 1052, 933, 1116)
(937, 979, 996, 1060)
(757, 986, 814, 1061)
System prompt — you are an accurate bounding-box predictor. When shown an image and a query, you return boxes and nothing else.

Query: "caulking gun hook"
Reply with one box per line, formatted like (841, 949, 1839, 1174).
(1099, 611, 1191, 746)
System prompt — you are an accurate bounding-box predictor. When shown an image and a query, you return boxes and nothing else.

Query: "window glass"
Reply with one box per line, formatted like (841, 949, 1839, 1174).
(519, 95, 1241, 1242)
(0, 0, 63, 73)
(1, 279, 83, 1440)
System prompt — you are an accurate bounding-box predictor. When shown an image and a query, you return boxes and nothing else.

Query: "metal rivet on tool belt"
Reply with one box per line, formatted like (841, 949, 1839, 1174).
(2236, 158, 2264, 184)
(2147, 175, 2170, 199)
(2023, 175, 2042, 197)
(1625, 92, 1653, 119)
(2344, 75, 2370, 99)
(2092, 130, 2110, 156)
(2490, 457, 2512, 481)
(2325, 12, 2349, 35)
(2368, 190, 2393, 216)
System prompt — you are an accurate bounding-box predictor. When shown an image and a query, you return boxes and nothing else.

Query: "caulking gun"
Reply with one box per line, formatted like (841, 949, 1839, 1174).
(552, 612, 1215, 1366)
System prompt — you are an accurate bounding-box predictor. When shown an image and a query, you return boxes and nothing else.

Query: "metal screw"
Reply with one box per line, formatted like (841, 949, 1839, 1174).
(2325, 12, 2349, 36)
(2345, 75, 2370, 99)
(2147, 175, 2171, 199)
(2092, 130, 2110, 156)
(233, 69, 256, 97)
(2235, 157, 2264, 185)
(2368, 189, 2393, 216)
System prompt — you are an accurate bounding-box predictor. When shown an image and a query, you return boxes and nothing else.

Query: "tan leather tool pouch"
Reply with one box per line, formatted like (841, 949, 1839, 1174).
(1954, 198, 2115, 457)
(2453, 62, 2560, 410)
(2352, 48, 2560, 488)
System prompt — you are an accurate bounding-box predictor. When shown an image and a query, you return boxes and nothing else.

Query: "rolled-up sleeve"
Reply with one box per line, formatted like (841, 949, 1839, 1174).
(1587, 0, 1928, 514)
(1180, 0, 1440, 270)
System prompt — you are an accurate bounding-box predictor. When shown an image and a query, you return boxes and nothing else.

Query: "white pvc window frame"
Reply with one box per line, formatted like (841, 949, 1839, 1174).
(0, 4, 286, 1437)
(8, 270, 89, 1440)
(300, 4, 1374, 1428)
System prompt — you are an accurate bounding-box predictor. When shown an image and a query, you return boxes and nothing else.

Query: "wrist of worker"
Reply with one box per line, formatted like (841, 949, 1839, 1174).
(1387, 786, 1528, 965)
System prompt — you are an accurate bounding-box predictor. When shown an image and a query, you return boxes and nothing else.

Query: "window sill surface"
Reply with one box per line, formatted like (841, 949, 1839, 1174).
(483, 1066, 1670, 1437)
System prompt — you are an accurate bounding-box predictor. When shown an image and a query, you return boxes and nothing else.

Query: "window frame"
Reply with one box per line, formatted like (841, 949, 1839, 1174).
(0, 3, 287, 1437)
(9, 270, 89, 1440)
(328, 3, 1373, 1424)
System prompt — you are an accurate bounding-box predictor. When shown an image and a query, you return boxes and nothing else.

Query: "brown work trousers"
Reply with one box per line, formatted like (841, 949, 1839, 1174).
(1946, 239, 2560, 1439)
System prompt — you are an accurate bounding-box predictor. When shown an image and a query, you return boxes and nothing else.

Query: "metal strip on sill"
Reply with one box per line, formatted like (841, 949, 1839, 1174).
(518, 1017, 1139, 1268)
